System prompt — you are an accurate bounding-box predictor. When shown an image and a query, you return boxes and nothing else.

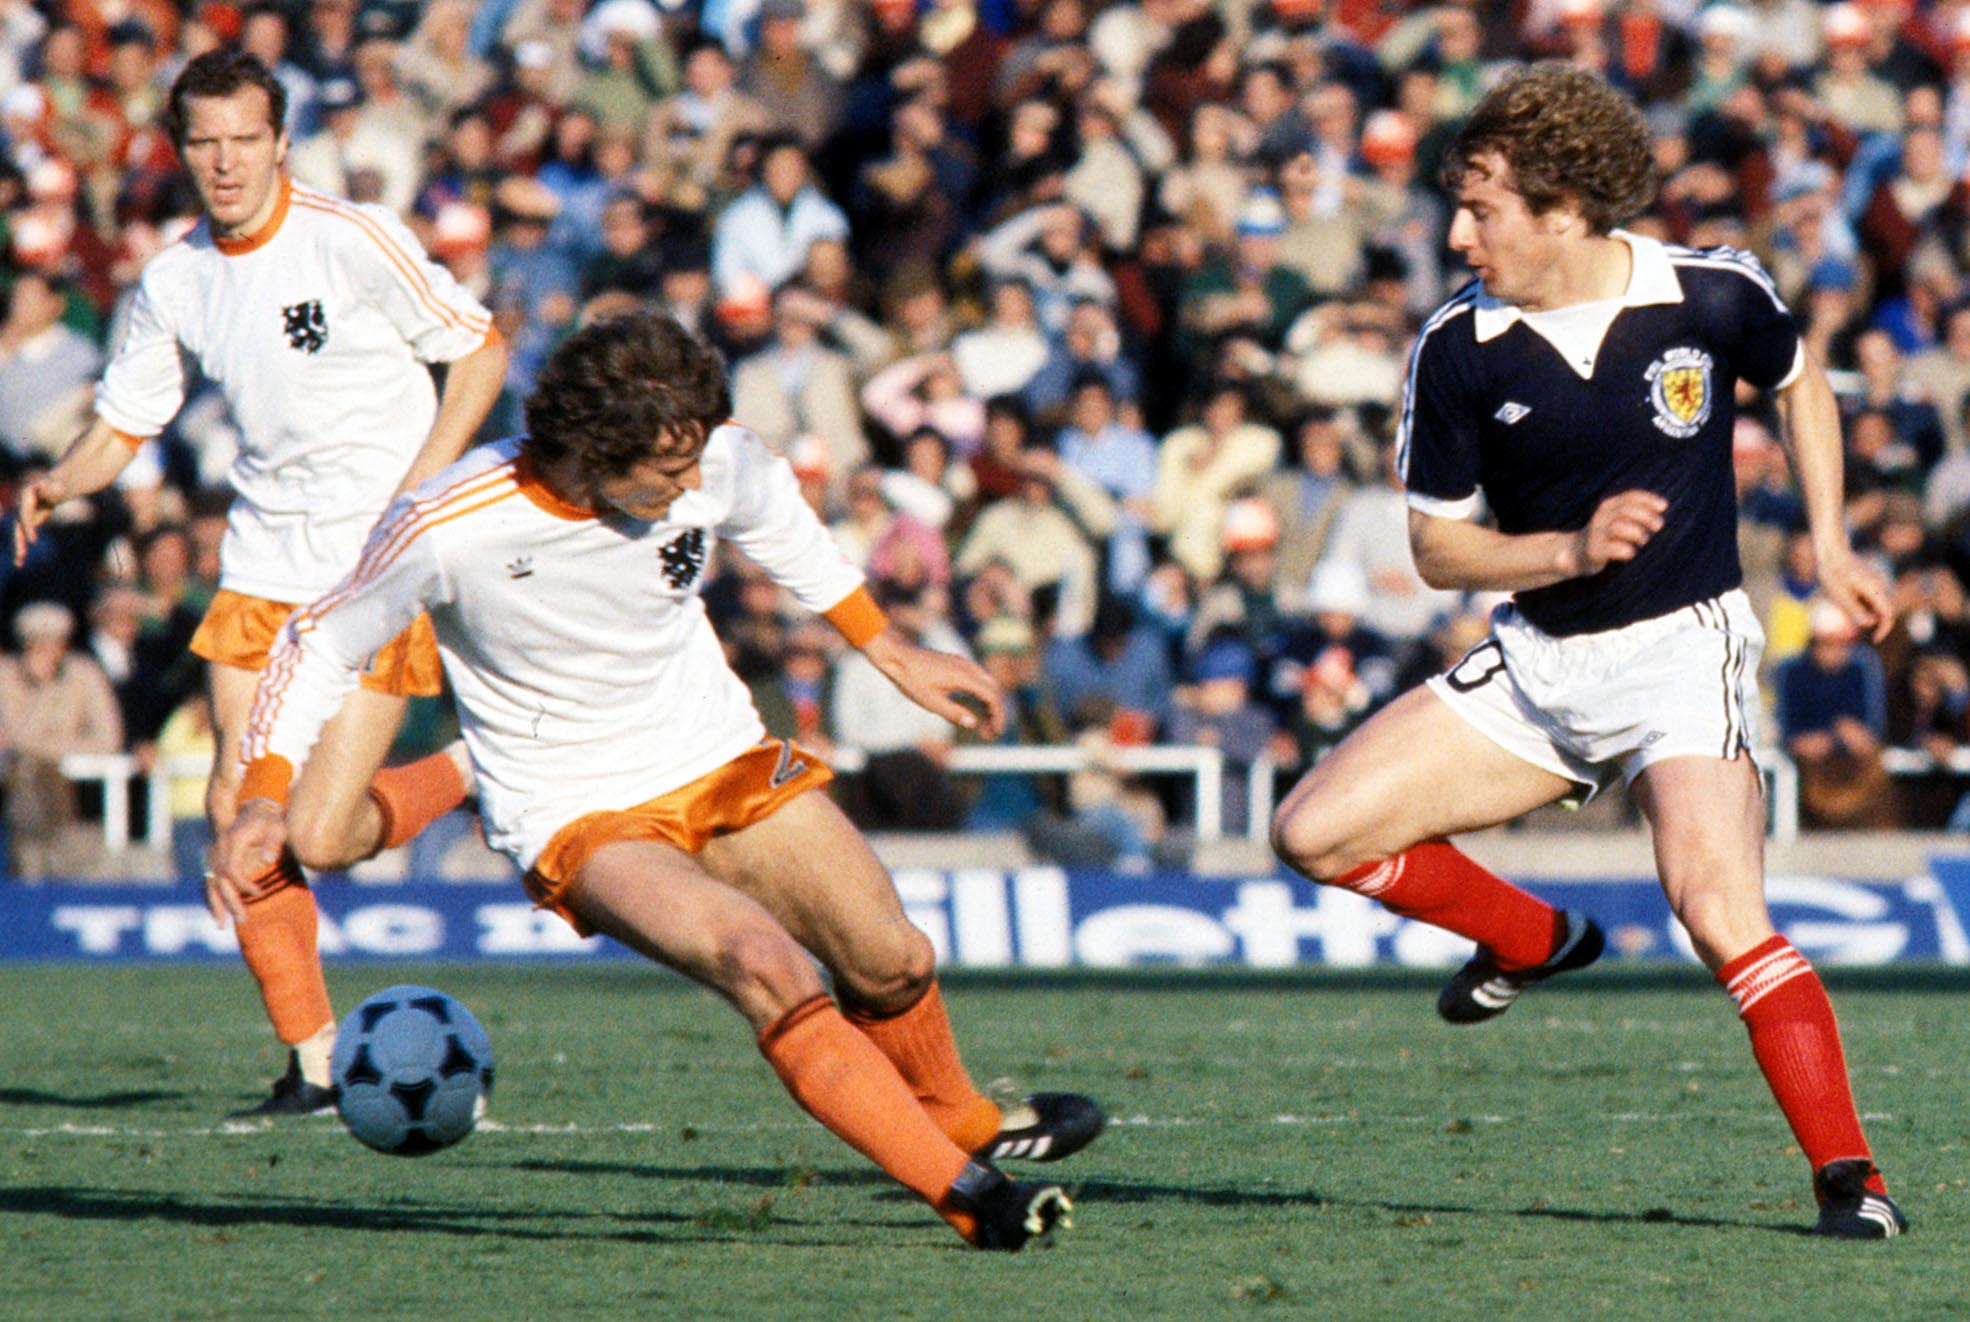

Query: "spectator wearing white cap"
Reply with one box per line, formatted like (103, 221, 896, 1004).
(1814, 2, 1904, 135)
(0, 600, 123, 879)
(573, 0, 678, 130)
(1180, 189, 1314, 364)
(1686, 6, 1754, 117)
(1774, 597, 1898, 828)
(1268, 558, 1403, 766)
(1741, 0, 1825, 74)
(500, 0, 587, 105)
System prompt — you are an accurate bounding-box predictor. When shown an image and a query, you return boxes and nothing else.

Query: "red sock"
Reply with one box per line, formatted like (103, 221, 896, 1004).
(1335, 840, 1562, 970)
(1718, 936, 1884, 1196)
(368, 751, 469, 851)
(844, 981, 1002, 1152)
(758, 996, 977, 1237)
(237, 854, 334, 1044)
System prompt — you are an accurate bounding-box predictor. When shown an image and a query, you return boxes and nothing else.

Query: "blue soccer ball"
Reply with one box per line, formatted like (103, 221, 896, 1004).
(330, 985, 494, 1156)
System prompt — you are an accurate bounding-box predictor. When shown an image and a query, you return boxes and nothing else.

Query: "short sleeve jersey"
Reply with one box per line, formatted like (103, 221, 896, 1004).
(1397, 232, 1801, 636)
(94, 178, 495, 601)
(241, 424, 866, 872)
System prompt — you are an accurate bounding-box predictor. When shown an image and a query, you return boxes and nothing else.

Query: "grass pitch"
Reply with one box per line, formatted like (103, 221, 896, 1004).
(1, 963, 1964, 1321)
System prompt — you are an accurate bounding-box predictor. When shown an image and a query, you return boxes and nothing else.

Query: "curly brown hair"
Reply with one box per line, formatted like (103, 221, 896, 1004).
(1441, 62, 1655, 234)
(166, 49, 288, 149)
(522, 312, 732, 488)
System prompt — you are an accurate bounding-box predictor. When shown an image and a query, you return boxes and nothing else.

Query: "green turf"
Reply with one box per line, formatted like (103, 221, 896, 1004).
(0, 963, 1964, 1321)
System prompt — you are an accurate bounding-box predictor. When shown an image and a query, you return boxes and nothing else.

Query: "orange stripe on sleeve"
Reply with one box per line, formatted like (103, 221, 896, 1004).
(238, 754, 295, 808)
(825, 585, 888, 649)
(110, 427, 150, 451)
(292, 191, 493, 339)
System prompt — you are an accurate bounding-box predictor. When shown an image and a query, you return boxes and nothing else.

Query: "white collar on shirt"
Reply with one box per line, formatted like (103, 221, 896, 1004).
(1470, 230, 1684, 379)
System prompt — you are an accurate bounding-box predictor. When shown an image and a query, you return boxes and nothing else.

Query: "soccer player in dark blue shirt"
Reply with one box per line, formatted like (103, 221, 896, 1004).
(1269, 63, 1906, 1239)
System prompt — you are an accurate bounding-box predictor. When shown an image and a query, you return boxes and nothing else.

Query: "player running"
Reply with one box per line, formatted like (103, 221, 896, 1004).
(1269, 63, 1906, 1239)
(10, 50, 508, 1117)
(211, 311, 1102, 1249)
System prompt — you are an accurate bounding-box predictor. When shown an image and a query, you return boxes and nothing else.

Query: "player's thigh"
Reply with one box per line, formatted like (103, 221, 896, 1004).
(1272, 684, 1575, 876)
(1632, 753, 1772, 970)
(700, 788, 932, 1009)
(571, 838, 828, 1028)
(205, 661, 265, 829)
(288, 687, 409, 830)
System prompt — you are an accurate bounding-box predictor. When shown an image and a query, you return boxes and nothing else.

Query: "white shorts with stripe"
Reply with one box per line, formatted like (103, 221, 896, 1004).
(1425, 589, 1763, 799)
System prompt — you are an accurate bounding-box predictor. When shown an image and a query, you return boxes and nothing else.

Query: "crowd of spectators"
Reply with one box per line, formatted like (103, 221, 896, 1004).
(14, 0, 1970, 875)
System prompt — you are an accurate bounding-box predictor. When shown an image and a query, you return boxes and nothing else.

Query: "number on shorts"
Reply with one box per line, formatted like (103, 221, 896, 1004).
(1444, 638, 1505, 693)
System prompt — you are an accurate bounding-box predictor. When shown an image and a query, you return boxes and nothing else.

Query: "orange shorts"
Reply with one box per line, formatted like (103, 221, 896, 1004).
(523, 739, 834, 935)
(190, 588, 444, 697)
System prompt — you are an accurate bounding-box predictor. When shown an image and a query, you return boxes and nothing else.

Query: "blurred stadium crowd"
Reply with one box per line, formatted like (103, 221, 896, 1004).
(7, 0, 1970, 877)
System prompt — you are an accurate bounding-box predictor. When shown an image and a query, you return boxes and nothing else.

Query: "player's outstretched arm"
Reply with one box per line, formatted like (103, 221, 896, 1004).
(1775, 353, 1895, 642)
(10, 418, 141, 565)
(207, 797, 289, 928)
(1407, 488, 1666, 593)
(861, 627, 1007, 740)
(395, 336, 509, 496)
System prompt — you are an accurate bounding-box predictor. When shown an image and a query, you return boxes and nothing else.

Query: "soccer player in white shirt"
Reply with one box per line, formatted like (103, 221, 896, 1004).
(10, 51, 509, 1117)
(212, 311, 1099, 1249)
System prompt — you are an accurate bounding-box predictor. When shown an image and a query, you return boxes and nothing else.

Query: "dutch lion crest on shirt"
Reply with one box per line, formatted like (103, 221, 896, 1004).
(659, 527, 706, 590)
(282, 299, 328, 354)
(1644, 346, 1713, 439)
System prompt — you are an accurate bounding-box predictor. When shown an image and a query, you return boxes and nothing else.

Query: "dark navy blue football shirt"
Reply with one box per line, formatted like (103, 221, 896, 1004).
(1397, 233, 1801, 636)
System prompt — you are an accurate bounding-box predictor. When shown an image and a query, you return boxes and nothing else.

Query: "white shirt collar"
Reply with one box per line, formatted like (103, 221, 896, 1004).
(1470, 230, 1683, 343)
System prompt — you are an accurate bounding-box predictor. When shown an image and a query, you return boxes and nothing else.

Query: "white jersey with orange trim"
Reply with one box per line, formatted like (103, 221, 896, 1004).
(244, 425, 866, 871)
(93, 178, 496, 601)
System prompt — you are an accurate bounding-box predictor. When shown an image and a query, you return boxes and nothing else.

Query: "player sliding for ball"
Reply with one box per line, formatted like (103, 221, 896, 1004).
(1269, 63, 1906, 1239)
(211, 311, 1102, 1250)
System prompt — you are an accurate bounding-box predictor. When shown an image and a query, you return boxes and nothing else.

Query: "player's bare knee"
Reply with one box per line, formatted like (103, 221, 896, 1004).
(837, 927, 935, 1013)
(715, 926, 824, 1017)
(1269, 804, 1358, 882)
(285, 802, 361, 872)
(1669, 886, 1747, 957)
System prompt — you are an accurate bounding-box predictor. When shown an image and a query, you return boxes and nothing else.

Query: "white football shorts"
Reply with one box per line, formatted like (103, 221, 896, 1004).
(1425, 588, 1764, 799)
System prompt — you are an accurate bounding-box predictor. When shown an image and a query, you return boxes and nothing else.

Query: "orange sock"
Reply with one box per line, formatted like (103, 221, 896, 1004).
(237, 855, 334, 1045)
(844, 981, 1002, 1152)
(368, 751, 469, 851)
(758, 996, 976, 1236)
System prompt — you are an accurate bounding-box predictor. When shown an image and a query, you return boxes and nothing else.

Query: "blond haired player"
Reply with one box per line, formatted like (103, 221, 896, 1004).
(213, 311, 1101, 1249)
(11, 50, 509, 1116)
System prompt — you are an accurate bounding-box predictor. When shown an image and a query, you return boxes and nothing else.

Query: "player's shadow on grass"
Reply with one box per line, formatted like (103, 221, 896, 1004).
(1071, 1177, 1810, 1236)
(0, 1184, 892, 1249)
(508, 1156, 894, 1190)
(0, 1088, 185, 1109)
(0, 1184, 841, 1247)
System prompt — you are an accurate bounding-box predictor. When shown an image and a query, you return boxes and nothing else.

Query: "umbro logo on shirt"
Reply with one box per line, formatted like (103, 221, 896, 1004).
(506, 556, 534, 579)
(1494, 401, 1531, 425)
